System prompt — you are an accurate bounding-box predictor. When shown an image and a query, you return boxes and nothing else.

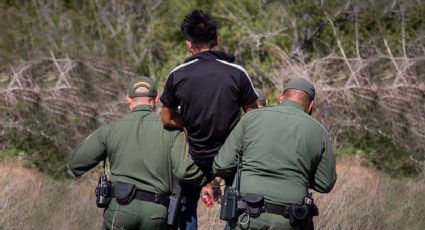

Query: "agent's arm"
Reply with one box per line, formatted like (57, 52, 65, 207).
(310, 130, 337, 193)
(213, 117, 245, 179)
(170, 132, 207, 185)
(67, 127, 108, 177)
(206, 119, 245, 200)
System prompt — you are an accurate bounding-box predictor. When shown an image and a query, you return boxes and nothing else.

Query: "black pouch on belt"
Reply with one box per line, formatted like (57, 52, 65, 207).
(289, 204, 309, 227)
(114, 182, 136, 205)
(244, 193, 264, 218)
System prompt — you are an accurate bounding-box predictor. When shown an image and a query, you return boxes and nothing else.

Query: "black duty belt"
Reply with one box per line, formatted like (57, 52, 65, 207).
(264, 202, 290, 217)
(237, 200, 290, 217)
(112, 189, 169, 208)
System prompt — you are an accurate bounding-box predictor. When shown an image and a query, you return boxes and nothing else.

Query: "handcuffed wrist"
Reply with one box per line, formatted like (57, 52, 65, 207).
(211, 179, 221, 189)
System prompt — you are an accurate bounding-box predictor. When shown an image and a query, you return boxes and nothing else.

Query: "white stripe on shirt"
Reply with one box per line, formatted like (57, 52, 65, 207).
(216, 59, 258, 97)
(169, 59, 199, 75)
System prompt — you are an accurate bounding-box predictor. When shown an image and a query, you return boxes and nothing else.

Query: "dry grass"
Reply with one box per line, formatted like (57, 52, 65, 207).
(1, 157, 424, 230)
(314, 158, 425, 230)
(0, 160, 102, 230)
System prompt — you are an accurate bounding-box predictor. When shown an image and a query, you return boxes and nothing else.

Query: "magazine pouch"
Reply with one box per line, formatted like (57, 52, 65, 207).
(114, 182, 136, 205)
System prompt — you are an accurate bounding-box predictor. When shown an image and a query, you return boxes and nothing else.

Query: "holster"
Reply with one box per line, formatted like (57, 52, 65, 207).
(219, 186, 238, 220)
(288, 194, 318, 229)
(114, 182, 136, 205)
(289, 204, 309, 227)
(167, 179, 182, 226)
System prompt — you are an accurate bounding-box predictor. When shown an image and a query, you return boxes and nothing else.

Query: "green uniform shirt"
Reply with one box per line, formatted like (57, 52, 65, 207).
(67, 105, 204, 195)
(213, 101, 337, 205)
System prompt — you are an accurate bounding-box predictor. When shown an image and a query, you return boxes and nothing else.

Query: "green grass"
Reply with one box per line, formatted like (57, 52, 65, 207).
(336, 129, 420, 177)
(4, 130, 67, 178)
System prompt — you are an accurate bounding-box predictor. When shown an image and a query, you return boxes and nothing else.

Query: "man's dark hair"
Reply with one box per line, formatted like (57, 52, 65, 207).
(181, 10, 218, 48)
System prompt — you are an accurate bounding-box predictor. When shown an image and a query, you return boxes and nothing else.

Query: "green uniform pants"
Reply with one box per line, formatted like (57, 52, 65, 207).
(103, 198, 168, 230)
(228, 213, 296, 230)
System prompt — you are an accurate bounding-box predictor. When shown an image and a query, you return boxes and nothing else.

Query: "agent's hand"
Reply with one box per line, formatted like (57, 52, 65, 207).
(211, 177, 222, 201)
(201, 183, 214, 208)
(201, 182, 214, 201)
(201, 177, 222, 202)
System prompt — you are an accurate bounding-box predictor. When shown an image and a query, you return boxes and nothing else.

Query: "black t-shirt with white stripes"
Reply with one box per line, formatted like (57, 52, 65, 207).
(160, 51, 258, 165)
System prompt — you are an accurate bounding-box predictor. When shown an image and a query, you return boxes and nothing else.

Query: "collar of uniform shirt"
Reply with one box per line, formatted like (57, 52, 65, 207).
(184, 50, 235, 63)
(132, 105, 154, 112)
(280, 100, 305, 111)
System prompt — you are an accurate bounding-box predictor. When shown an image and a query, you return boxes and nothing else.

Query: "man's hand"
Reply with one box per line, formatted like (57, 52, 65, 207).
(201, 177, 222, 202)
(201, 182, 214, 207)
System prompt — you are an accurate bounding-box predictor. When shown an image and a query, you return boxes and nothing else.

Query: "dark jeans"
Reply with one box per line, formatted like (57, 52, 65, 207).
(178, 157, 213, 230)
(178, 182, 202, 230)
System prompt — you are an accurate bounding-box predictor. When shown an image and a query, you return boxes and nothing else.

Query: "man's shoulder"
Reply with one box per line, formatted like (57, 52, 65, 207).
(170, 58, 248, 77)
(112, 111, 161, 127)
(214, 59, 248, 75)
(241, 107, 272, 123)
(246, 106, 285, 116)
(281, 106, 328, 133)
(248, 106, 328, 132)
(169, 59, 200, 75)
(117, 112, 181, 135)
(306, 115, 328, 134)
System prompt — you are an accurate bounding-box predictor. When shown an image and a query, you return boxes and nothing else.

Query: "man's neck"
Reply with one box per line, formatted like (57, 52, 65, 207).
(281, 99, 308, 113)
(191, 47, 212, 55)
(130, 102, 152, 111)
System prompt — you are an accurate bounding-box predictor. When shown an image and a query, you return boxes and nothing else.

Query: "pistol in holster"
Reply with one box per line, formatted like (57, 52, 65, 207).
(288, 192, 319, 229)
(167, 179, 183, 226)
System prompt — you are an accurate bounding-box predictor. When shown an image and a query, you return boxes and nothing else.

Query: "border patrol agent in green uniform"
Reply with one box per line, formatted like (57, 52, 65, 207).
(207, 78, 337, 230)
(67, 77, 206, 230)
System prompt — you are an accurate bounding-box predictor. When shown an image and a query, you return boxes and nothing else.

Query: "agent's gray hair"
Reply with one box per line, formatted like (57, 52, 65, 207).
(134, 87, 150, 95)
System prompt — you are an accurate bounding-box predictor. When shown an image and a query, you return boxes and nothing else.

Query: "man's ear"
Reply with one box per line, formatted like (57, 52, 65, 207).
(279, 92, 285, 104)
(151, 95, 158, 109)
(307, 100, 314, 115)
(153, 95, 159, 106)
(185, 40, 192, 50)
(214, 36, 220, 47)
(127, 96, 132, 110)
